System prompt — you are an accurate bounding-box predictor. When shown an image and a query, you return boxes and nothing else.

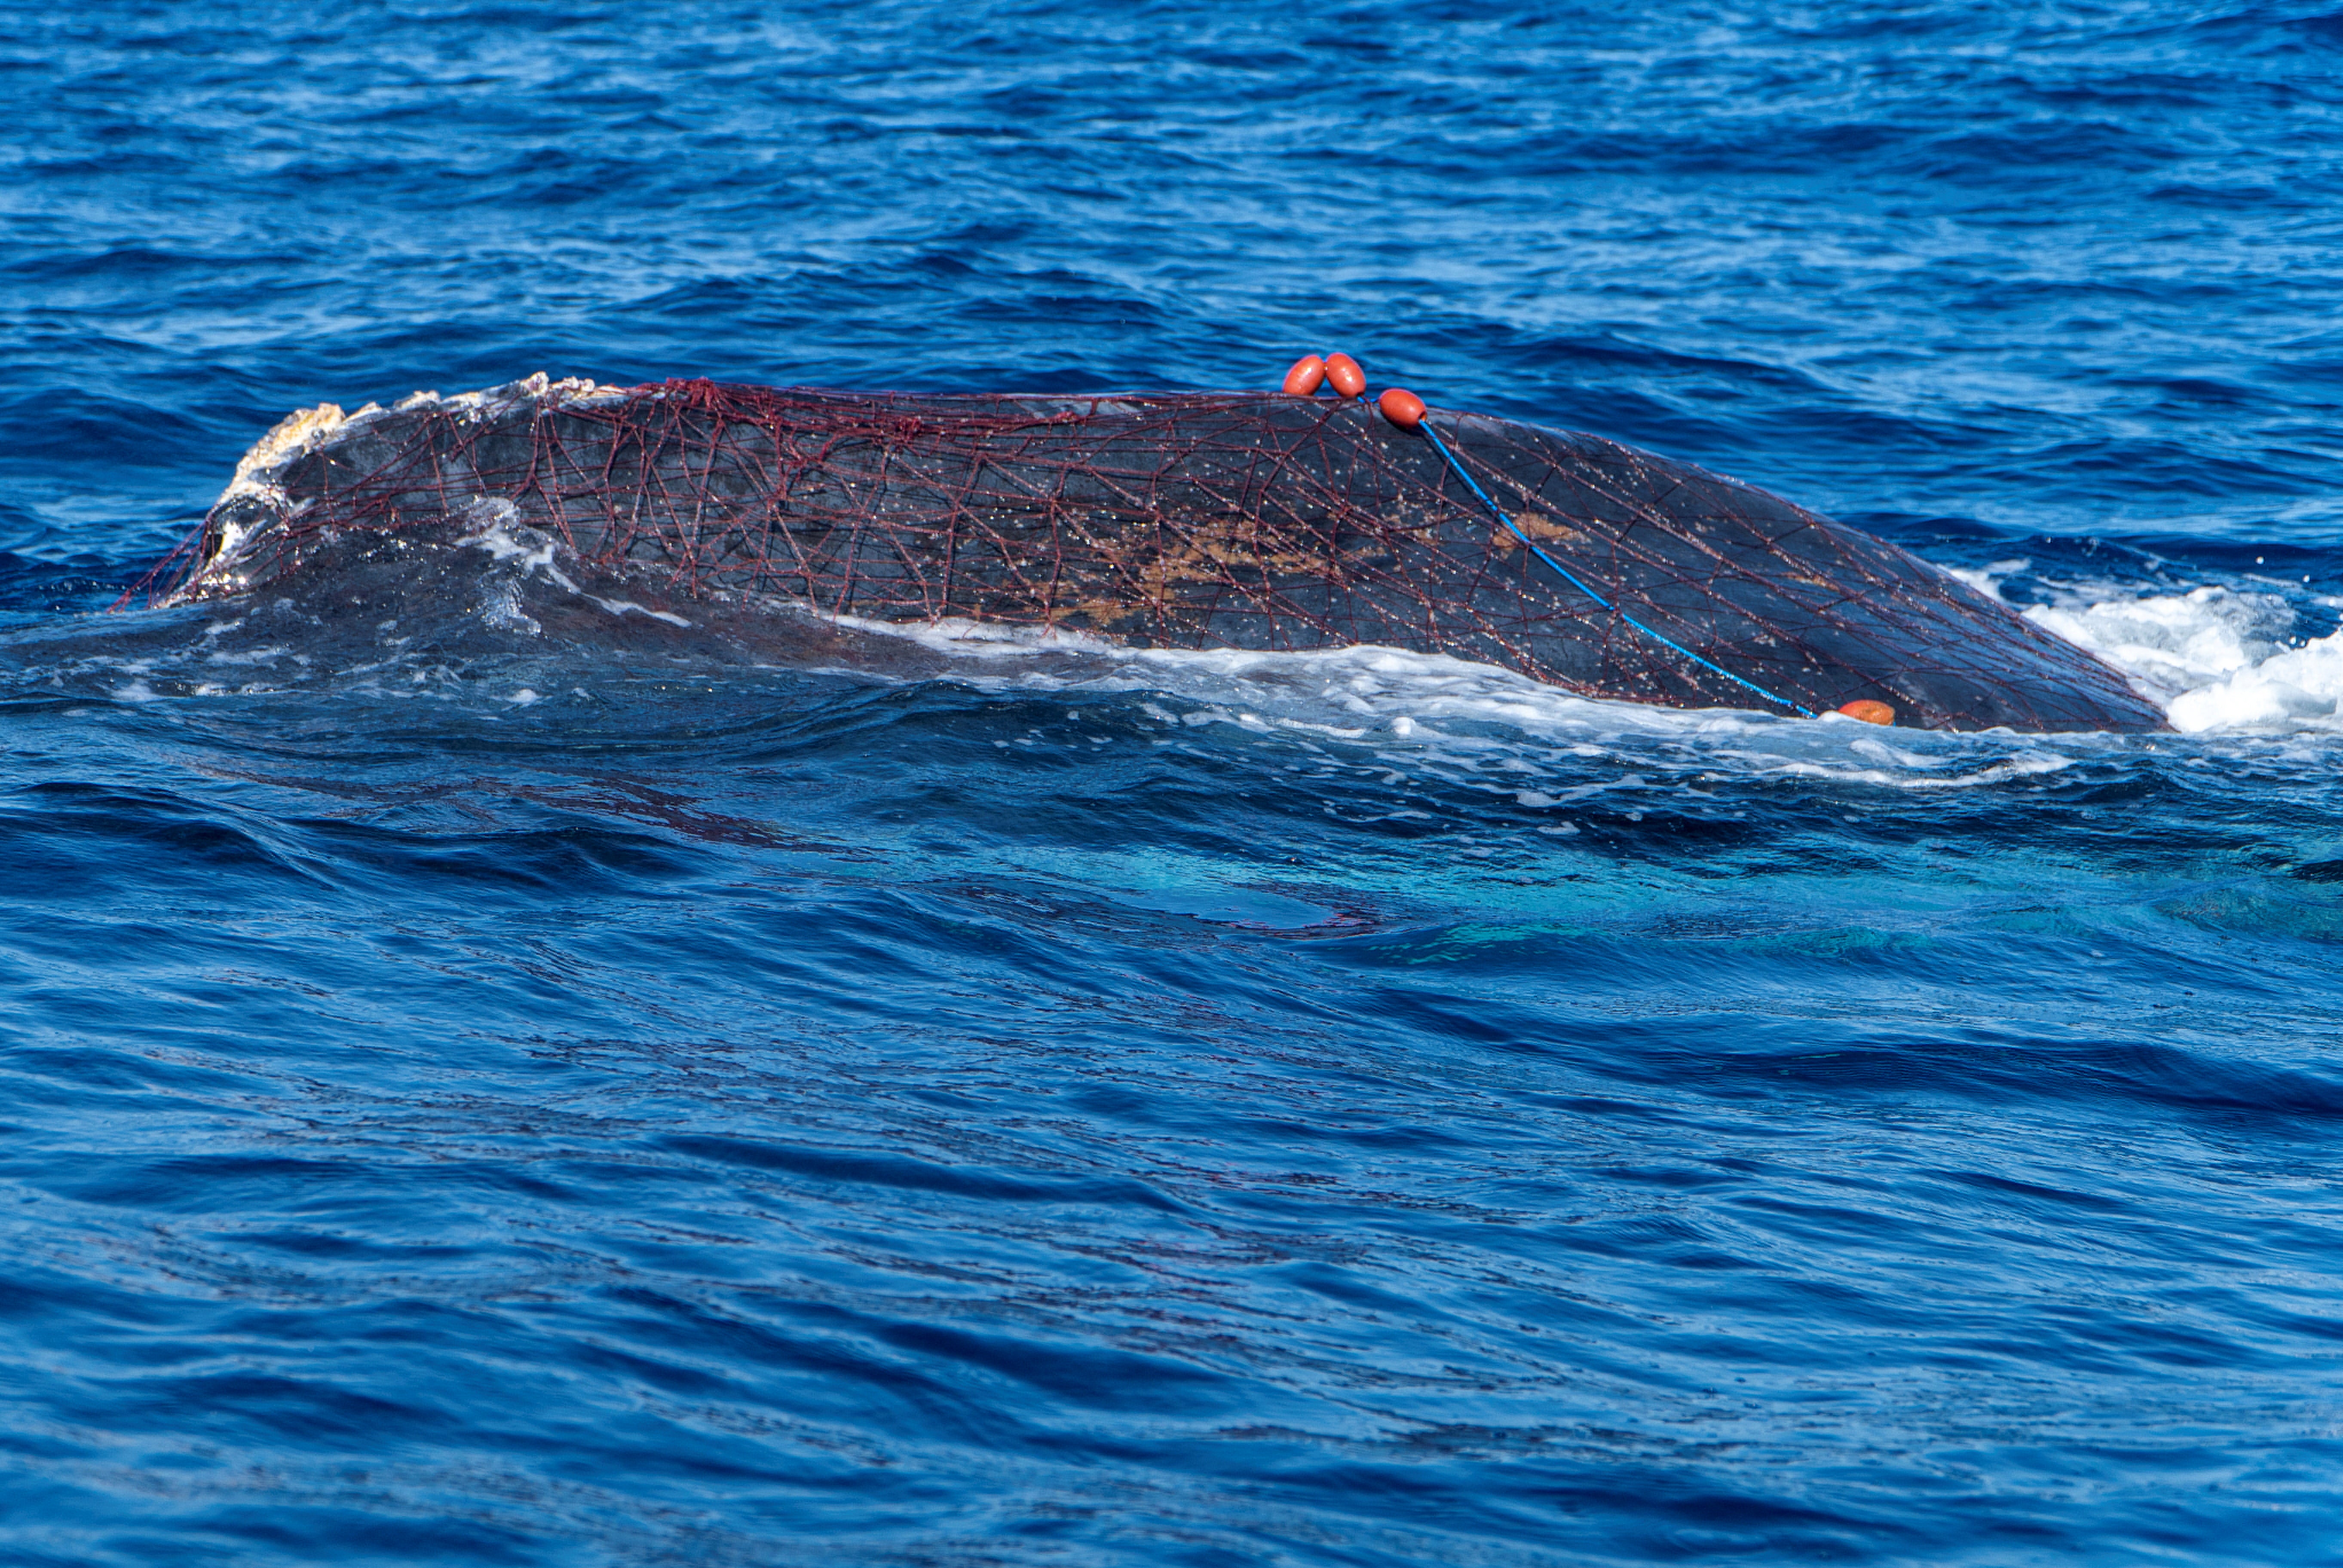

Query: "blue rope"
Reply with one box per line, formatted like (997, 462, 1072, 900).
(1416, 420, 1819, 718)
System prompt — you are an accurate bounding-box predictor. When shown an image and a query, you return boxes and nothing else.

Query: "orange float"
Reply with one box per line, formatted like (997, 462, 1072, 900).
(1837, 699, 1896, 725)
(1281, 355, 1326, 396)
(1323, 352, 1366, 399)
(1377, 387, 1426, 429)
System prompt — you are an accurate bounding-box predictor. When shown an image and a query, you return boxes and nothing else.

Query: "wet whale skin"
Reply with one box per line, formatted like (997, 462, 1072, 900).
(168, 376, 2167, 734)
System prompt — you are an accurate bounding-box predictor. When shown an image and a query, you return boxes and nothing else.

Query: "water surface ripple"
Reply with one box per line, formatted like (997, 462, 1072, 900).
(6, 4, 2343, 1565)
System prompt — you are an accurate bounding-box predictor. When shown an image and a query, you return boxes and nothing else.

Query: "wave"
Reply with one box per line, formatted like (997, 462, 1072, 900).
(1951, 562, 2343, 734)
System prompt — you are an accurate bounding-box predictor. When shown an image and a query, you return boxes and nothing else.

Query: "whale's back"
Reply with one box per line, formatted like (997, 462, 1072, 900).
(166, 376, 2165, 733)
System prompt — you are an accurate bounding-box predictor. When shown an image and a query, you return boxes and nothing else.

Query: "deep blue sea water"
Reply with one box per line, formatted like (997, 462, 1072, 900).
(7, 4, 2343, 1563)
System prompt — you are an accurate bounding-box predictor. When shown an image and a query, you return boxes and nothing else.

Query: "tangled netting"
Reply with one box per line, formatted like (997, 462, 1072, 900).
(161, 375, 2166, 732)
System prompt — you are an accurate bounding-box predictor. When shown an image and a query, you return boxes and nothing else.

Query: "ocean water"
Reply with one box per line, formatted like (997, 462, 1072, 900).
(6, 3, 2343, 1564)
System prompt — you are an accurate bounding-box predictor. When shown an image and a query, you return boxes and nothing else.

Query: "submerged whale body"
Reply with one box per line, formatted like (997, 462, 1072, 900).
(158, 373, 2165, 733)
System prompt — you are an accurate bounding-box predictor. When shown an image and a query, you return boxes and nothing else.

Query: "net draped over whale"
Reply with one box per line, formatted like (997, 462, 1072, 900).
(160, 375, 2165, 733)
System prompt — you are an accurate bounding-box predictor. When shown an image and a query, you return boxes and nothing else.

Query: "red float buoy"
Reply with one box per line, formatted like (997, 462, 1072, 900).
(1837, 699, 1896, 725)
(1377, 387, 1426, 429)
(1281, 355, 1326, 396)
(1323, 353, 1366, 399)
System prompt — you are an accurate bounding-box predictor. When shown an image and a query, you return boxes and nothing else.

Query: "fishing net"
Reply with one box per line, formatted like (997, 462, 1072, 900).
(155, 374, 2165, 732)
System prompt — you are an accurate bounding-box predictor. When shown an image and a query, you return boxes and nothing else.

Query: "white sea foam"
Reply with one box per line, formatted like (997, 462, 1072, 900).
(837, 563, 2343, 775)
(856, 611, 2099, 791)
(461, 519, 692, 629)
(1956, 565, 2343, 735)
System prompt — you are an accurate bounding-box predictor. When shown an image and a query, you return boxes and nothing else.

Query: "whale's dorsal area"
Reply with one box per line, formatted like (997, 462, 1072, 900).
(157, 373, 2165, 733)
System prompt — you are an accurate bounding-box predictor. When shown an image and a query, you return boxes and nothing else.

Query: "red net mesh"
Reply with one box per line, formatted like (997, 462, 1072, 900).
(156, 377, 2166, 732)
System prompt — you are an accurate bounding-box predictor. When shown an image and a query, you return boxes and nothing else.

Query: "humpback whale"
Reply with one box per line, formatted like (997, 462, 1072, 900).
(154, 373, 2165, 733)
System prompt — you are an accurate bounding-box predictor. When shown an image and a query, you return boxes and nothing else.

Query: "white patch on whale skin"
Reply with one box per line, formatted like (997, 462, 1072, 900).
(397, 372, 629, 423)
(172, 374, 634, 605)
(188, 403, 361, 596)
